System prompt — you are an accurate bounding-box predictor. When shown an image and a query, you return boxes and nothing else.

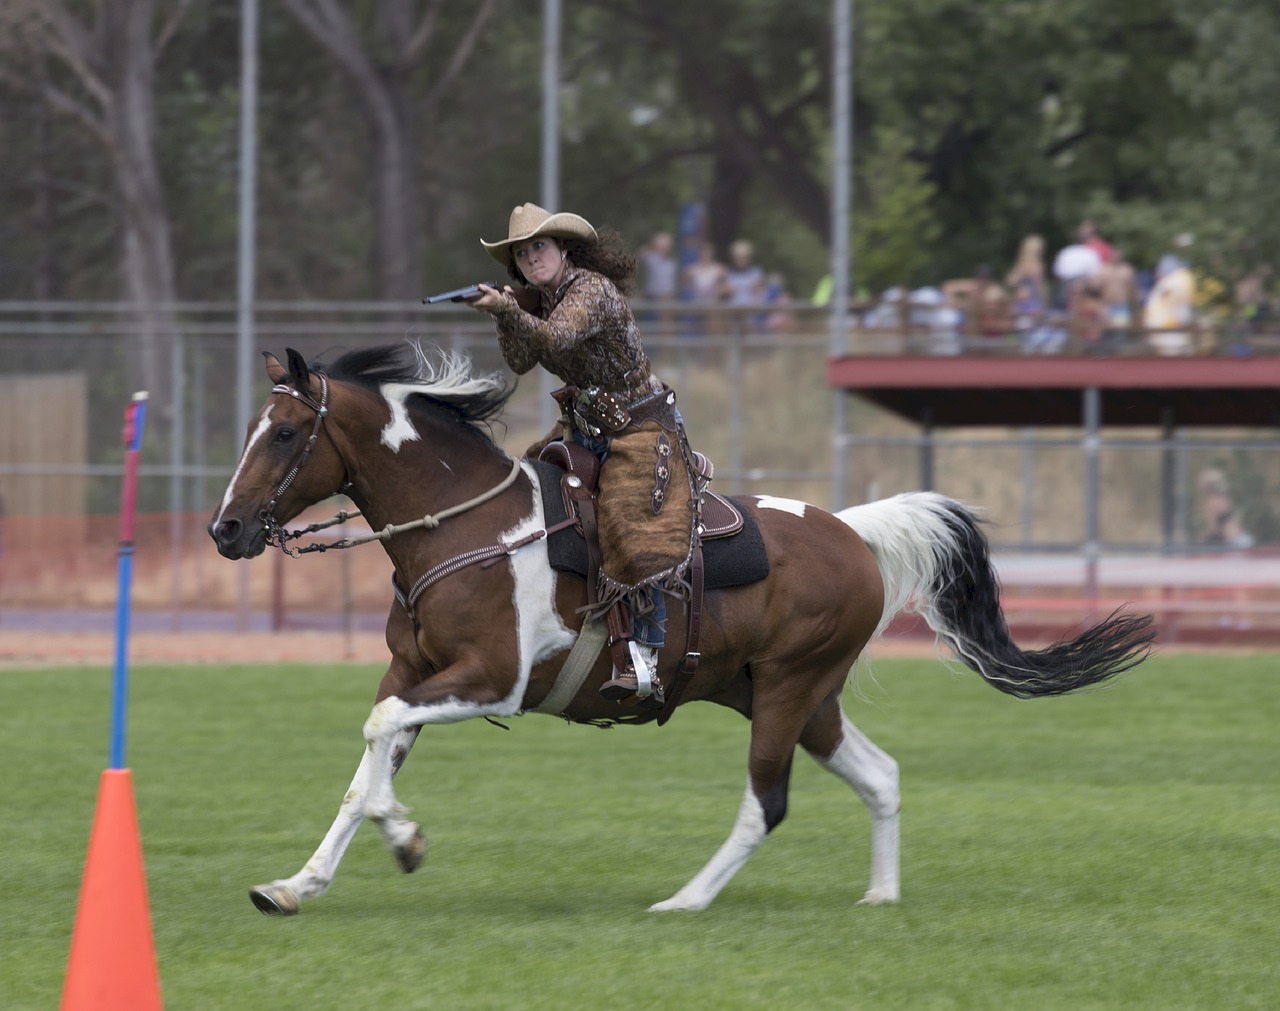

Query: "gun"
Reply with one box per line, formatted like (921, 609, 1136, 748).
(423, 282, 504, 304)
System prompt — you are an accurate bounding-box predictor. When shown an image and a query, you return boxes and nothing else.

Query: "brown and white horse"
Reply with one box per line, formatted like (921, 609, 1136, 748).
(208, 342, 1154, 916)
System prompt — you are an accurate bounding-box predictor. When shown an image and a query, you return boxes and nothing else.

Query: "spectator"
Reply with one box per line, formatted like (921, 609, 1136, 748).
(684, 239, 726, 302)
(683, 239, 728, 335)
(1143, 246, 1196, 355)
(720, 240, 767, 327)
(1198, 468, 1254, 549)
(1077, 219, 1116, 264)
(638, 231, 678, 328)
(1095, 249, 1139, 348)
(1052, 234, 1103, 309)
(696, 238, 767, 334)
(1155, 232, 1194, 282)
(639, 231, 677, 298)
(1005, 234, 1049, 336)
(943, 265, 1009, 341)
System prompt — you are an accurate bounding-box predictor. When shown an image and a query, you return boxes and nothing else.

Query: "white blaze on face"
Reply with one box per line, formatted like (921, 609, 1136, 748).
(212, 405, 276, 526)
(379, 383, 423, 452)
(755, 495, 807, 518)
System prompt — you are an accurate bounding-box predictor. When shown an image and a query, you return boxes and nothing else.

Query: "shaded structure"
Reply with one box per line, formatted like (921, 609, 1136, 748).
(827, 356, 1280, 429)
(826, 353, 1280, 597)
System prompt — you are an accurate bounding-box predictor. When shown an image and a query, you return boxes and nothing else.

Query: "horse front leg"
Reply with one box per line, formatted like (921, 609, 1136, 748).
(249, 726, 421, 915)
(361, 657, 523, 872)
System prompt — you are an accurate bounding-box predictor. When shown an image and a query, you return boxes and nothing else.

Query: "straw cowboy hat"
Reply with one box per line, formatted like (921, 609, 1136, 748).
(481, 203, 597, 265)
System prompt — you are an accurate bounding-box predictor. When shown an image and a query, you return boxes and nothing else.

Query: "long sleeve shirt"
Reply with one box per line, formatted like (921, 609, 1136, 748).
(491, 265, 663, 404)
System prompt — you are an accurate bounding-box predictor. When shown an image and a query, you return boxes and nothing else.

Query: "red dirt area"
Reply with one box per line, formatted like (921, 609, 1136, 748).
(0, 629, 394, 668)
(0, 627, 939, 669)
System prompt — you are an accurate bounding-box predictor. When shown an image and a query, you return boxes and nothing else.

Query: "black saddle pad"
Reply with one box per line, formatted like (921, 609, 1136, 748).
(531, 459, 769, 590)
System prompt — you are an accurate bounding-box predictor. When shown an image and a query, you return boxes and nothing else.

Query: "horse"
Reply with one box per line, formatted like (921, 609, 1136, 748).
(208, 341, 1155, 916)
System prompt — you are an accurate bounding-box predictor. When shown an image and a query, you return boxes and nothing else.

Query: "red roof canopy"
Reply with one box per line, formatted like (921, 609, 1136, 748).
(826, 355, 1280, 427)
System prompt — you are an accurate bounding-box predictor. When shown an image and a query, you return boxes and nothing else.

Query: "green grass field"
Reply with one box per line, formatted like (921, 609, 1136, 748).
(3, 652, 1276, 1010)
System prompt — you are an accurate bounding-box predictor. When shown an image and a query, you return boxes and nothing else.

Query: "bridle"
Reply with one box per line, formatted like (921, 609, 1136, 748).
(260, 374, 332, 553)
(258, 372, 523, 559)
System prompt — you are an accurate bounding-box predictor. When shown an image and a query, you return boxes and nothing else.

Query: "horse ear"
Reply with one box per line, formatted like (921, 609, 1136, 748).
(263, 352, 287, 384)
(285, 348, 311, 388)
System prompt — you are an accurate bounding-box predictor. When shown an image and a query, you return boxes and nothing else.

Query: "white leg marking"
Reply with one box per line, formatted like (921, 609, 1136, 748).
(814, 712, 901, 904)
(252, 726, 418, 908)
(211, 406, 275, 526)
(649, 781, 767, 912)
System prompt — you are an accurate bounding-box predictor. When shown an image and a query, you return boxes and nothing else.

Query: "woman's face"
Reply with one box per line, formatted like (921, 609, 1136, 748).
(512, 236, 566, 288)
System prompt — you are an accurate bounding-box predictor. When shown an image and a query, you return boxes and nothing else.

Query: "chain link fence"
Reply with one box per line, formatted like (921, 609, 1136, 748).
(3, 300, 1278, 640)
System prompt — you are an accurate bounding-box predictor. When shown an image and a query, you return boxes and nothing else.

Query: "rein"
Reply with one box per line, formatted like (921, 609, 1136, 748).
(272, 457, 523, 558)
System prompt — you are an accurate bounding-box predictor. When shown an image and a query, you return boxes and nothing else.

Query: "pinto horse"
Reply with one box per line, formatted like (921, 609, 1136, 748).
(208, 342, 1154, 916)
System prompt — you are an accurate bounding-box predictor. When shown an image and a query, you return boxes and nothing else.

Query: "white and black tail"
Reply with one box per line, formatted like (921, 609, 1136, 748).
(839, 492, 1155, 697)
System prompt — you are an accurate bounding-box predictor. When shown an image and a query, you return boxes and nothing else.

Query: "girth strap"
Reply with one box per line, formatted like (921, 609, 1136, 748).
(531, 619, 610, 715)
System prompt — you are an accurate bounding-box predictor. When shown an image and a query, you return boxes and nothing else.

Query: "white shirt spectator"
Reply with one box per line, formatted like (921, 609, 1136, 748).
(1052, 243, 1103, 283)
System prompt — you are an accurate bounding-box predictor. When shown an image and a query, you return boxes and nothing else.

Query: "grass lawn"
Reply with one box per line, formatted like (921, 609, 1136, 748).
(2, 652, 1276, 1010)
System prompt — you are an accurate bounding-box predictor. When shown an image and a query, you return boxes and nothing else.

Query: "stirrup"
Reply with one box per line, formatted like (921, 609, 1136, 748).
(598, 643, 663, 703)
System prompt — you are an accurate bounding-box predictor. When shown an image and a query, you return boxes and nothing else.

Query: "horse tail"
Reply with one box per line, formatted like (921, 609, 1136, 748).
(837, 492, 1156, 698)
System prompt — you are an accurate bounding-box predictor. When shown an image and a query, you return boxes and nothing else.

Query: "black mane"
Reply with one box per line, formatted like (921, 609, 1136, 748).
(313, 342, 514, 426)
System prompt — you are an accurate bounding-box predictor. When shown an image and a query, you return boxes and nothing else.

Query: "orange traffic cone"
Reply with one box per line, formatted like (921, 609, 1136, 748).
(61, 768, 163, 1010)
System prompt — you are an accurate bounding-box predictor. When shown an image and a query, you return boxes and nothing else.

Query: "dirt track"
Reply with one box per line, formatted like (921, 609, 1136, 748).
(0, 629, 395, 668)
(0, 628, 944, 668)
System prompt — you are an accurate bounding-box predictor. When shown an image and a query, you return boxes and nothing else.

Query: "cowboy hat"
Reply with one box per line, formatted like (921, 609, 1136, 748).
(481, 203, 598, 265)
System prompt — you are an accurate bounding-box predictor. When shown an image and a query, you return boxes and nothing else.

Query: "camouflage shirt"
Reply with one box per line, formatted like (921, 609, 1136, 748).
(491, 265, 663, 404)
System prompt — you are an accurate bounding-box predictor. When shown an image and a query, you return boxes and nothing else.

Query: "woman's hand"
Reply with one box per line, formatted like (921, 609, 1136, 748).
(469, 283, 513, 313)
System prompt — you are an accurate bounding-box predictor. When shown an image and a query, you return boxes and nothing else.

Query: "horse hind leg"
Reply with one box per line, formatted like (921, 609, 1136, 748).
(648, 774, 778, 913)
(800, 701, 900, 905)
(650, 688, 802, 912)
(249, 726, 421, 916)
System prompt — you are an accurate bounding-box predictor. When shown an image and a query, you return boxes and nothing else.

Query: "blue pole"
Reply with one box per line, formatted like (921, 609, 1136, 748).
(110, 392, 149, 770)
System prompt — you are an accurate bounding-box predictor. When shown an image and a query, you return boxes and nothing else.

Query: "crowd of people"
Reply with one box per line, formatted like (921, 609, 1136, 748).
(639, 218, 1274, 356)
(868, 220, 1273, 356)
(636, 231, 795, 333)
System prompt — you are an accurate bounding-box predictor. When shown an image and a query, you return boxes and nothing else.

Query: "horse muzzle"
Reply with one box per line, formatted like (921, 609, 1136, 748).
(208, 516, 270, 560)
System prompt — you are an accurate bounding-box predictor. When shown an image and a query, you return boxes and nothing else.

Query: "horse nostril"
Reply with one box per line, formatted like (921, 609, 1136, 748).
(210, 518, 242, 545)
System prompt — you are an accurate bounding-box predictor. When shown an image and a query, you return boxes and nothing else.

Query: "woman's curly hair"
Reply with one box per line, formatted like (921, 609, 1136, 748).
(505, 227, 637, 295)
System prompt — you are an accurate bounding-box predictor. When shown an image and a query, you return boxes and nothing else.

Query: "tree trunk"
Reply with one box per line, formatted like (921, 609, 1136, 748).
(102, 0, 179, 404)
(371, 64, 421, 302)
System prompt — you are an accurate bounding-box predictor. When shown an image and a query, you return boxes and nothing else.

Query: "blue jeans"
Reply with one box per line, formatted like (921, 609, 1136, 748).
(572, 427, 667, 650)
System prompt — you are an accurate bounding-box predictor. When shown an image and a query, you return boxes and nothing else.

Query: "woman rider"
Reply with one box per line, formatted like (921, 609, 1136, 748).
(467, 202, 689, 702)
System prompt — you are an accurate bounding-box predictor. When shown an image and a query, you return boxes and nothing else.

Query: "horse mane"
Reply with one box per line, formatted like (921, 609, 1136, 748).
(314, 341, 514, 428)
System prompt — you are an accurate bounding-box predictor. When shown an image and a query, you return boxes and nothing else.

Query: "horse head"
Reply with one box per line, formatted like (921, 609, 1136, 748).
(208, 348, 350, 559)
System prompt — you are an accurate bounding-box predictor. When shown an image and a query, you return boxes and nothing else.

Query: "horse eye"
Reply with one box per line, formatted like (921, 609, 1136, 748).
(274, 427, 297, 443)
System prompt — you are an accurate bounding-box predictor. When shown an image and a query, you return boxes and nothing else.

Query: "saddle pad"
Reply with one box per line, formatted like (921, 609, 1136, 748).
(531, 459, 769, 590)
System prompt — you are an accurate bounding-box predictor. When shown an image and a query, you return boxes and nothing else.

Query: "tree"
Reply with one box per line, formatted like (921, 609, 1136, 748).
(1162, 0, 1280, 280)
(280, 0, 497, 300)
(0, 0, 192, 400)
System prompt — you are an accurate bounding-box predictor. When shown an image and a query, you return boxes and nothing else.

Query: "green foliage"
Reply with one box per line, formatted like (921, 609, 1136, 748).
(3, 654, 1277, 1009)
(1, 0, 1279, 300)
(853, 126, 940, 291)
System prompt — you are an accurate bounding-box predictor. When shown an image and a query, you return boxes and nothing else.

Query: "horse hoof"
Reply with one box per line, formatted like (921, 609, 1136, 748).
(647, 895, 705, 913)
(856, 887, 899, 906)
(393, 826, 426, 874)
(249, 883, 300, 916)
